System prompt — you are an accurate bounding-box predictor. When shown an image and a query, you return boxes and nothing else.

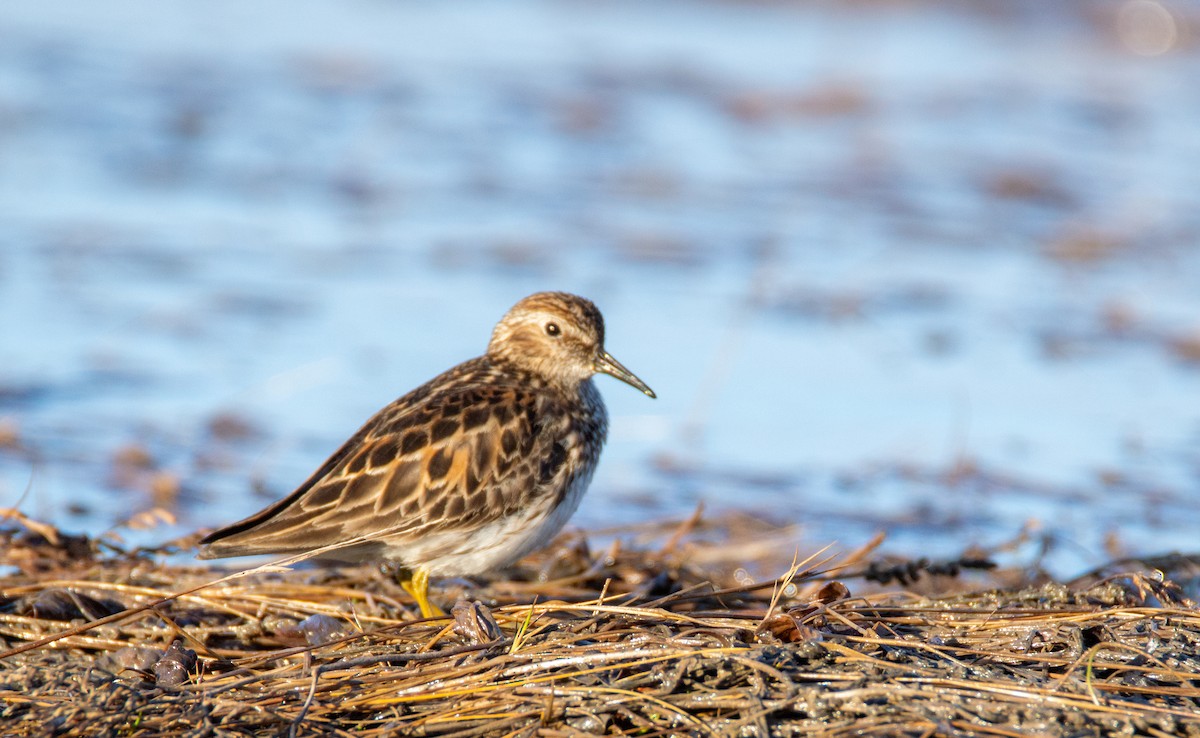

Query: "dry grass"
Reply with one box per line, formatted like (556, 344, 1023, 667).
(1, 510, 1198, 737)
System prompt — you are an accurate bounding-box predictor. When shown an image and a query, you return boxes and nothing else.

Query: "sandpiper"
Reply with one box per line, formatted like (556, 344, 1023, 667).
(198, 291, 655, 617)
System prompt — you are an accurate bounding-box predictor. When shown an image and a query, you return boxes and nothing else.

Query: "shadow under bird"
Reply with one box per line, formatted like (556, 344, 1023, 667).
(197, 291, 655, 617)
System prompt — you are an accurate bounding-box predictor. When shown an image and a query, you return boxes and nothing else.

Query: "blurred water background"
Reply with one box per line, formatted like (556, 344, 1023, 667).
(1, 0, 1199, 576)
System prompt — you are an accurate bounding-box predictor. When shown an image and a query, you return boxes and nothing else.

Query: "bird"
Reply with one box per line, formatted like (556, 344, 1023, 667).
(197, 291, 655, 618)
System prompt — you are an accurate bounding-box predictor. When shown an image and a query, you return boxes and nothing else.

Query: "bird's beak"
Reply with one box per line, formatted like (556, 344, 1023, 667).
(595, 351, 656, 398)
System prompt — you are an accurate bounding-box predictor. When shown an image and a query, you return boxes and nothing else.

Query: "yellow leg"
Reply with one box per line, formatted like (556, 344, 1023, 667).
(400, 568, 444, 618)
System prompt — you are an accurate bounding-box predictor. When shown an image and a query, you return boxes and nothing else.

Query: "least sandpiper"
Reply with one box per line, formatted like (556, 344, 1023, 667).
(198, 291, 655, 617)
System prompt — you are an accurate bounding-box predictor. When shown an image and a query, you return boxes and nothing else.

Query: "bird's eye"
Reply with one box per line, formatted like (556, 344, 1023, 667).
(545, 322, 561, 337)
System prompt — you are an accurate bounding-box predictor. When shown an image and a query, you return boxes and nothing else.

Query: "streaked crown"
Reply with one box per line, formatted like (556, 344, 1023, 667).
(487, 292, 604, 384)
(487, 291, 655, 398)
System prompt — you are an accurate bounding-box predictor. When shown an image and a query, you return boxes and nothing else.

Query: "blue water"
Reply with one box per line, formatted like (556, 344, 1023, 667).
(2, 1, 1199, 576)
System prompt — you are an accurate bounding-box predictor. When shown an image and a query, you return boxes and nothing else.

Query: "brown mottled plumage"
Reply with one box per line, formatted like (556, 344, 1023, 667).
(197, 292, 655, 617)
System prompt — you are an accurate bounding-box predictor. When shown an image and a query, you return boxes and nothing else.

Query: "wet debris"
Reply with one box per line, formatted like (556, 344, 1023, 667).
(451, 600, 503, 644)
(1035, 299, 1200, 371)
(0, 419, 20, 450)
(106, 443, 183, 513)
(762, 281, 954, 322)
(98, 644, 161, 676)
(17, 589, 127, 621)
(981, 165, 1075, 208)
(152, 640, 197, 688)
(611, 232, 705, 268)
(205, 411, 262, 442)
(0, 511, 102, 574)
(1168, 330, 1200, 365)
(723, 82, 873, 123)
(859, 555, 998, 586)
(273, 612, 350, 646)
(1043, 224, 1133, 264)
(0, 514, 1198, 736)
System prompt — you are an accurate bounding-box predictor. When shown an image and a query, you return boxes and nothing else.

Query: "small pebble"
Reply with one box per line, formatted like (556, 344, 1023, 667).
(153, 641, 197, 688)
(452, 600, 502, 644)
(100, 646, 162, 675)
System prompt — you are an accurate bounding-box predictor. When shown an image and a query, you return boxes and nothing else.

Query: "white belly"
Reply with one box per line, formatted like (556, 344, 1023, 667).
(386, 466, 595, 577)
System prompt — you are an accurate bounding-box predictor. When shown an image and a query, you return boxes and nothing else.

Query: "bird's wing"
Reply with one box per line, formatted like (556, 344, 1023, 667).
(198, 384, 560, 559)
